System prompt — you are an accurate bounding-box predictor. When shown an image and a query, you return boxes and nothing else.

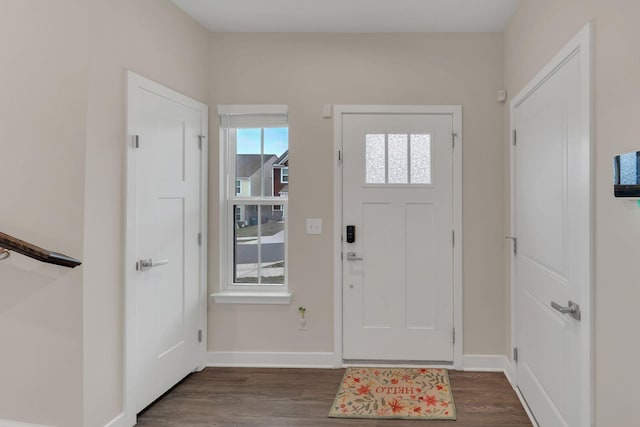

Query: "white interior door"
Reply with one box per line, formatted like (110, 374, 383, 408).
(512, 34, 591, 426)
(127, 72, 207, 415)
(341, 112, 455, 362)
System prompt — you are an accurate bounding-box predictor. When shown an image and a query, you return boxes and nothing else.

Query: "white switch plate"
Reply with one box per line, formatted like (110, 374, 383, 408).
(306, 218, 322, 235)
(322, 104, 332, 118)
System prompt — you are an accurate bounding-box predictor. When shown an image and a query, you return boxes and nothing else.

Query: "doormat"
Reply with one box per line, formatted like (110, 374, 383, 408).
(328, 367, 456, 420)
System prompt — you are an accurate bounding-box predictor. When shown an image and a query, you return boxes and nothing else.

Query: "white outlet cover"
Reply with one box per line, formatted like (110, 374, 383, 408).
(306, 218, 322, 235)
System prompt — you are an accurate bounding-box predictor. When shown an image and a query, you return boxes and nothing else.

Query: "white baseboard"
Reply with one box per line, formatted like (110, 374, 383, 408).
(503, 356, 516, 386)
(206, 351, 336, 368)
(103, 412, 126, 427)
(0, 420, 53, 427)
(463, 354, 509, 371)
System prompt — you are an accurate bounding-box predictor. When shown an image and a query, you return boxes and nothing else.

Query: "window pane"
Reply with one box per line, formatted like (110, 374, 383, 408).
(260, 204, 286, 285)
(236, 128, 263, 197)
(233, 204, 286, 285)
(410, 134, 431, 184)
(366, 134, 385, 184)
(388, 134, 408, 184)
(234, 204, 259, 284)
(265, 128, 288, 197)
(264, 128, 289, 158)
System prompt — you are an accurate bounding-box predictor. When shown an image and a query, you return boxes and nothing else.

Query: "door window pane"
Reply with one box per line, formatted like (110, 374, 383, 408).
(365, 134, 386, 184)
(365, 132, 432, 185)
(410, 134, 431, 184)
(388, 134, 408, 184)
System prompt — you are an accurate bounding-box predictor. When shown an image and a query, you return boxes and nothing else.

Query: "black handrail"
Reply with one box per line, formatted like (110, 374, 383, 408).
(0, 232, 82, 268)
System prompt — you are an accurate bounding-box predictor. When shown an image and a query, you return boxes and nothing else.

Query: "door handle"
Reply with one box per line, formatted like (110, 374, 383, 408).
(551, 300, 581, 321)
(137, 258, 169, 271)
(346, 251, 363, 261)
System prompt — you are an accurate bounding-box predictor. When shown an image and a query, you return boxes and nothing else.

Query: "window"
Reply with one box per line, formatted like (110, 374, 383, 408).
(365, 133, 432, 184)
(281, 167, 289, 183)
(215, 105, 290, 304)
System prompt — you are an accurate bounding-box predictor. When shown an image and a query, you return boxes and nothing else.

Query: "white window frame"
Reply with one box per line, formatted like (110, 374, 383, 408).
(281, 166, 289, 183)
(213, 105, 291, 304)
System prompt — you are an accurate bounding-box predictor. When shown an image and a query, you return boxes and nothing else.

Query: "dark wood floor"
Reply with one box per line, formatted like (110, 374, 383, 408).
(136, 368, 532, 427)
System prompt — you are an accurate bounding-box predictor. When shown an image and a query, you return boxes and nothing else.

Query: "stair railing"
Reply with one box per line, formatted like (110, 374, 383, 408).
(0, 232, 81, 268)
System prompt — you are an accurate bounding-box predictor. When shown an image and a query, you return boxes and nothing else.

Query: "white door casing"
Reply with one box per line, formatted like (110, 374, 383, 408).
(510, 23, 592, 427)
(333, 105, 462, 366)
(125, 72, 208, 424)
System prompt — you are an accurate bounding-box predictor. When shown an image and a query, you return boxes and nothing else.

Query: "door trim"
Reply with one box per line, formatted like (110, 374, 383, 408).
(124, 71, 208, 426)
(332, 105, 463, 368)
(509, 22, 593, 426)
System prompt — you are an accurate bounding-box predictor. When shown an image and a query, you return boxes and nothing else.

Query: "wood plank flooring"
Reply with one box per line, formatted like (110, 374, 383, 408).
(136, 368, 532, 426)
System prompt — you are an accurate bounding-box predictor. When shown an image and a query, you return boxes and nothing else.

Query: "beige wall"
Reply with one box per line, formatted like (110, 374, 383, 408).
(1, 0, 209, 425)
(208, 33, 506, 356)
(83, 0, 210, 426)
(505, 0, 640, 425)
(0, 1, 89, 425)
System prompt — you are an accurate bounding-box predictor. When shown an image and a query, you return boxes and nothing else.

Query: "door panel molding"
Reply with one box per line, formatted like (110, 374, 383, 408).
(333, 105, 462, 368)
(509, 22, 592, 427)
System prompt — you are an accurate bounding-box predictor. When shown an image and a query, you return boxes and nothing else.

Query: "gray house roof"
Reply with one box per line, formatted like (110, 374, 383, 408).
(237, 154, 277, 178)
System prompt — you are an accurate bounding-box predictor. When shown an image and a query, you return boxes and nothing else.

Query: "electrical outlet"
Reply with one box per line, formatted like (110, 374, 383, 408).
(306, 218, 322, 235)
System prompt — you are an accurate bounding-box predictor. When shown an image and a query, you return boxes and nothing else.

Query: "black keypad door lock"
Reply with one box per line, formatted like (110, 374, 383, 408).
(346, 225, 356, 243)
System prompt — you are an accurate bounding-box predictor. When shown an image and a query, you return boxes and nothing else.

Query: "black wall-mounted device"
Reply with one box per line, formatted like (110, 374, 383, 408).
(346, 225, 356, 243)
(614, 151, 640, 197)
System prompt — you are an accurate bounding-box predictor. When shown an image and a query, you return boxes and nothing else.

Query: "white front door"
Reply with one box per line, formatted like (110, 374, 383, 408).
(512, 26, 591, 427)
(126, 72, 208, 414)
(341, 111, 456, 362)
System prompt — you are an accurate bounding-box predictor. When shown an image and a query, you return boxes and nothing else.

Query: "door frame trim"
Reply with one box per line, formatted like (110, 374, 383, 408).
(509, 22, 593, 426)
(332, 105, 463, 368)
(124, 71, 208, 426)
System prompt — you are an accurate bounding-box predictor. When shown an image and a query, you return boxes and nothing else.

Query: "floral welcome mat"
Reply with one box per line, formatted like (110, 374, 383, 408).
(328, 367, 456, 420)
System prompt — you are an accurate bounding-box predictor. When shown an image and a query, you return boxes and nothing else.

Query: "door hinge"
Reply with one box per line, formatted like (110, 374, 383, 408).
(133, 135, 140, 149)
(452, 230, 455, 246)
(505, 236, 517, 256)
(512, 129, 517, 146)
(338, 150, 342, 162)
(198, 329, 203, 343)
(197, 232, 202, 246)
(513, 347, 518, 363)
(452, 132, 457, 148)
(452, 328, 456, 345)
(198, 135, 205, 149)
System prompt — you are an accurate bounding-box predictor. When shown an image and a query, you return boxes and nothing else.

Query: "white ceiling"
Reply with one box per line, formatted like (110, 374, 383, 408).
(170, 0, 522, 33)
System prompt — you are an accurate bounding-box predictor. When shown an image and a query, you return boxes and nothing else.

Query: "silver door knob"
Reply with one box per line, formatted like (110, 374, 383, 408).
(346, 251, 363, 261)
(137, 258, 169, 271)
(551, 300, 581, 321)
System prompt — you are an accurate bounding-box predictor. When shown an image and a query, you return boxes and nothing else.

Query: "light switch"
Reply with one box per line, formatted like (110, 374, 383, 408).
(306, 218, 322, 235)
(322, 104, 332, 118)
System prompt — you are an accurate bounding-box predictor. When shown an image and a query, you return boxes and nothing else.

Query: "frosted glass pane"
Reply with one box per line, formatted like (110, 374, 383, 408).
(619, 152, 637, 184)
(388, 134, 408, 184)
(410, 134, 431, 184)
(366, 134, 385, 184)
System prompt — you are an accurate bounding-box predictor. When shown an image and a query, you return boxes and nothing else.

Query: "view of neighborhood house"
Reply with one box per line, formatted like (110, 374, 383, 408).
(233, 128, 288, 284)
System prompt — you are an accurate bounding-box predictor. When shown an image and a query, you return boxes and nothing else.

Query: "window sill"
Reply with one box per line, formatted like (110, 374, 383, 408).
(211, 291, 292, 305)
